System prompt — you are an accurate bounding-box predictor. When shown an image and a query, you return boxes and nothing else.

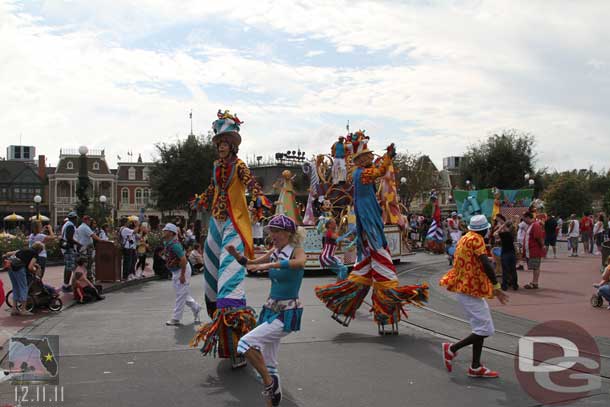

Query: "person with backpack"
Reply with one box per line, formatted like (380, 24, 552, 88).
(61, 212, 81, 292)
(120, 221, 137, 280)
(3, 242, 45, 316)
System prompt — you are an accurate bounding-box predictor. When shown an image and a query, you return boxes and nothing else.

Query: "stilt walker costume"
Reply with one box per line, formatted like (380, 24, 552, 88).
(316, 143, 428, 334)
(230, 215, 305, 406)
(190, 109, 262, 368)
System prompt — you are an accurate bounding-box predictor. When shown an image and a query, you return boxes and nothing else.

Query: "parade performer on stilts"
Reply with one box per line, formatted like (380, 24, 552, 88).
(440, 215, 509, 378)
(315, 143, 428, 334)
(227, 214, 306, 406)
(425, 193, 445, 254)
(190, 109, 263, 369)
(319, 218, 349, 281)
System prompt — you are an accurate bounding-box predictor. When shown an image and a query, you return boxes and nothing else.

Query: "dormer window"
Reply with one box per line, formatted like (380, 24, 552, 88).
(142, 167, 150, 181)
(66, 161, 73, 170)
(93, 161, 100, 170)
(128, 167, 136, 180)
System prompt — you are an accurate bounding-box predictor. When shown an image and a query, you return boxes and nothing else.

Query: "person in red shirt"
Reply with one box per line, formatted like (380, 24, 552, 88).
(580, 213, 593, 254)
(523, 212, 545, 289)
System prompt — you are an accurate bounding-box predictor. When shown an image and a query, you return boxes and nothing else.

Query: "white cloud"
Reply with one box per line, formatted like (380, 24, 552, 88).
(1, 0, 610, 173)
(305, 50, 325, 58)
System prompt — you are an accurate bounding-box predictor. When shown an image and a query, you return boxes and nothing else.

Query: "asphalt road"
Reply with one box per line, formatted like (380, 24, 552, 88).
(1, 254, 608, 407)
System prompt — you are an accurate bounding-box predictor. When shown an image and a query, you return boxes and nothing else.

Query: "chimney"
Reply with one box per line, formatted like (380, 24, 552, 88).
(38, 155, 46, 179)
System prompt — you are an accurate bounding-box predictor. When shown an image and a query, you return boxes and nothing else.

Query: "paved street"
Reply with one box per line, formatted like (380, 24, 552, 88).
(1, 252, 609, 406)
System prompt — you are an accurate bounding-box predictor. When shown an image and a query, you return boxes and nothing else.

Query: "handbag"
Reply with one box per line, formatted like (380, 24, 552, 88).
(8, 255, 24, 271)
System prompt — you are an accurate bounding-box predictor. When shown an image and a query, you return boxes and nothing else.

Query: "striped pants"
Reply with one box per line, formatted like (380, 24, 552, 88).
(319, 249, 348, 281)
(351, 237, 397, 283)
(203, 217, 247, 316)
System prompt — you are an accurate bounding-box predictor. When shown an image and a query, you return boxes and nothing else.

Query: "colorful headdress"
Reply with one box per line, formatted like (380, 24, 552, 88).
(212, 109, 243, 146)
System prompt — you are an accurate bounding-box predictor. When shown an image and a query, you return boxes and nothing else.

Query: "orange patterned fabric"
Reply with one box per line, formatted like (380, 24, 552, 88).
(439, 231, 494, 298)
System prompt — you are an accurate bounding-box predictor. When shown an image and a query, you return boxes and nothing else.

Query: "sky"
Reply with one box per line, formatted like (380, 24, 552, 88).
(1, 0, 609, 172)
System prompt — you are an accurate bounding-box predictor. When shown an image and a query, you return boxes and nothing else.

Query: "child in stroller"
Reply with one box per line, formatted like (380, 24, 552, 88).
(4, 270, 62, 312)
(592, 260, 610, 309)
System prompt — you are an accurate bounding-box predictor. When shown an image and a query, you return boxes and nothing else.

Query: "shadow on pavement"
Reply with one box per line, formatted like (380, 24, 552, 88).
(329, 331, 532, 406)
(199, 359, 300, 406)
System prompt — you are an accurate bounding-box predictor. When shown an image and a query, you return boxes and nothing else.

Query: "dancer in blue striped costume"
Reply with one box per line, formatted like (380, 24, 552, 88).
(191, 110, 263, 369)
(230, 214, 306, 406)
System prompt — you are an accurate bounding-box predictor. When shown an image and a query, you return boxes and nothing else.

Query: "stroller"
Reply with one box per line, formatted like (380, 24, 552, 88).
(5, 274, 63, 313)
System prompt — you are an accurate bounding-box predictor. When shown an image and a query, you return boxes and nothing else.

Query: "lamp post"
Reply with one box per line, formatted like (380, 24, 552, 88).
(33, 194, 42, 219)
(400, 177, 407, 206)
(100, 195, 107, 222)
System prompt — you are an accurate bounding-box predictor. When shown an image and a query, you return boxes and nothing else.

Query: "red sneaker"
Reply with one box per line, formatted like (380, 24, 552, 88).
(442, 343, 456, 372)
(468, 365, 499, 378)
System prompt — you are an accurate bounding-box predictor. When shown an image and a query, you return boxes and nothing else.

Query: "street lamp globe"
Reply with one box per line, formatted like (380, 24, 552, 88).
(524, 173, 530, 181)
(466, 180, 471, 185)
(400, 177, 407, 185)
(100, 195, 107, 204)
(78, 145, 89, 156)
(529, 179, 535, 186)
(33, 194, 42, 204)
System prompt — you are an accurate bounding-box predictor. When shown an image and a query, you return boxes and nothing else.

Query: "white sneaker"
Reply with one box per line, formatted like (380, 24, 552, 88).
(127, 274, 135, 281)
(165, 319, 181, 326)
(193, 307, 201, 324)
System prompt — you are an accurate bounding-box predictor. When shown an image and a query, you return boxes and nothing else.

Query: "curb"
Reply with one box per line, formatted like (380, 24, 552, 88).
(0, 274, 161, 365)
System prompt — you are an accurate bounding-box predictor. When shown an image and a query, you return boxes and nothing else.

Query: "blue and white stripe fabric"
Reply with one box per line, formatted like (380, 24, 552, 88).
(203, 218, 247, 309)
(213, 117, 240, 136)
(426, 220, 444, 242)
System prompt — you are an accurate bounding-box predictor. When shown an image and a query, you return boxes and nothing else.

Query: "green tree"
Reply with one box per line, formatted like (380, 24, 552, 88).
(603, 189, 610, 215)
(393, 153, 440, 210)
(150, 134, 217, 213)
(544, 174, 592, 218)
(459, 130, 536, 189)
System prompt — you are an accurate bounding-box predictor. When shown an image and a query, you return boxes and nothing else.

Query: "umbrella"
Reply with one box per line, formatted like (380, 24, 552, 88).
(3, 213, 24, 222)
(0, 232, 15, 238)
(127, 215, 139, 222)
(29, 214, 50, 222)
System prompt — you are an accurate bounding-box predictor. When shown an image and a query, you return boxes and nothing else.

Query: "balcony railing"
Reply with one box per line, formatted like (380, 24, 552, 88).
(55, 197, 78, 204)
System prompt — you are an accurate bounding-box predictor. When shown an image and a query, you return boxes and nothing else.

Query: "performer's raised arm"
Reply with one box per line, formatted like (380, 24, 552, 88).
(360, 144, 396, 184)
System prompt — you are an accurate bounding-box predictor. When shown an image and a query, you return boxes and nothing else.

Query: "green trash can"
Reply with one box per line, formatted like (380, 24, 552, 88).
(601, 240, 610, 270)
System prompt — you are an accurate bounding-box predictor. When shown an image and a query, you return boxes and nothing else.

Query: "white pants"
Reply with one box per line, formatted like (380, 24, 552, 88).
(456, 293, 495, 337)
(450, 231, 462, 244)
(237, 319, 289, 376)
(171, 264, 201, 321)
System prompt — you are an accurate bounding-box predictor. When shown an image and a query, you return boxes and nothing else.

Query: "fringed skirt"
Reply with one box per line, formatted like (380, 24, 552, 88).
(190, 306, 257, 358)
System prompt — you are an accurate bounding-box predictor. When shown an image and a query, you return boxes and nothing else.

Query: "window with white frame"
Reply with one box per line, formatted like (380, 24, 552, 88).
(135, 188, 144, 207)
(142, 166, 150, 181)
(93, 161, 99, 170)
(128, 167, 136, 180)
(121, 188, 129, 204)
(66, 161, 73, 170)
(143, 188, 150, 205)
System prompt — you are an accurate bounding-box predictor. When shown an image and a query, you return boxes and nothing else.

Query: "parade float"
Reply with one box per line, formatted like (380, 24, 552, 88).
(452, 187, 540, 222)
(257, 129, 412, 271)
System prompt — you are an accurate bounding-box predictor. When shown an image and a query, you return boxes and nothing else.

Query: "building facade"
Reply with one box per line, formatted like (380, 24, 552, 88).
(47, 149, 116, 226)
(115, 154, 159, 220)
(0, 158, 47, 224)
